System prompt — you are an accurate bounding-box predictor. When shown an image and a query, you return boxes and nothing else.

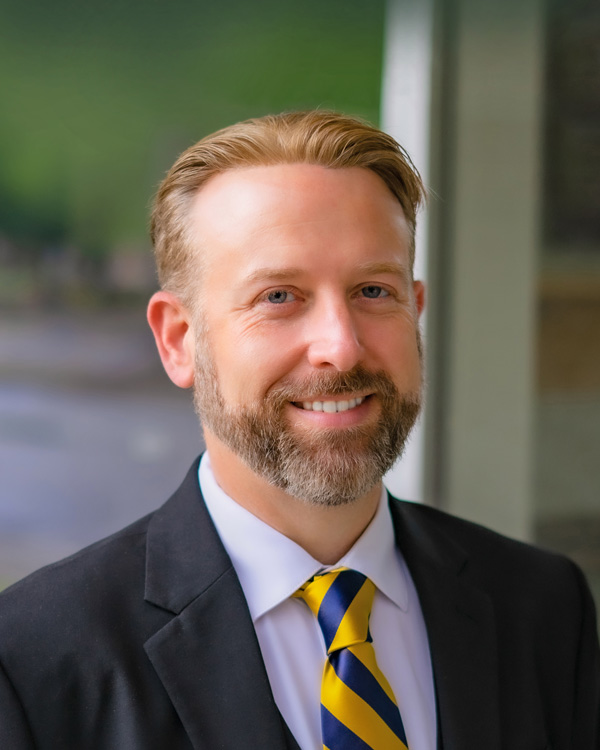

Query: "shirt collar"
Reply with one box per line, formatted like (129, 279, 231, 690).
(199, 453, 409, 622)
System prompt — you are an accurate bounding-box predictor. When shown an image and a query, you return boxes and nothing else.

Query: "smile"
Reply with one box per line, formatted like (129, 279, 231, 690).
(294, 396, 366, 413)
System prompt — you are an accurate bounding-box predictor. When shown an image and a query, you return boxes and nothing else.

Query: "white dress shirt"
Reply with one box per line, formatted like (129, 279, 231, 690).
(199, 453, 436, 750)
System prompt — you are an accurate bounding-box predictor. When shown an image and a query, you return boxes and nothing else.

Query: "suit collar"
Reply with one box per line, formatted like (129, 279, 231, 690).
(389, 496, 502, 750)
(143, 459, 298, 750)
(144, 458, 230, 614)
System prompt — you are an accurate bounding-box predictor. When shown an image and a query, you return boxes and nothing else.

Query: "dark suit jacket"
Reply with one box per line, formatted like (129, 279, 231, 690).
(1, 458, 599, 749)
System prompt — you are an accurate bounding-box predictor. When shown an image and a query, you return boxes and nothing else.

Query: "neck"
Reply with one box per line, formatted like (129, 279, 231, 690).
(204, 436, 382, 565)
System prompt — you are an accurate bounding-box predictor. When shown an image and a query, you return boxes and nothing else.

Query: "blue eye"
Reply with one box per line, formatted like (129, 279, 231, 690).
(361, 285, 388, 299)
(267, 289, 296, 304)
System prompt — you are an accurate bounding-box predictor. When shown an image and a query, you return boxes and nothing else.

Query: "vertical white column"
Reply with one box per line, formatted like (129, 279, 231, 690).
(442, 0, 542, 540)
(381, 0, 435, 502)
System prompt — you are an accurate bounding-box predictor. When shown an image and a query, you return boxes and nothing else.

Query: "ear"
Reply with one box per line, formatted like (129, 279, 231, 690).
(147, 291, 196, 388)
(413, 280, 426, 318)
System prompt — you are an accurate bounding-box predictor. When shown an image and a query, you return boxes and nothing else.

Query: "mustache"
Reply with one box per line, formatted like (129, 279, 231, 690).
(266, 365, 401, 406)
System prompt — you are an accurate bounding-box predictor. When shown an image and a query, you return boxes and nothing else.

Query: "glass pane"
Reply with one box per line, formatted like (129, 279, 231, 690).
(535, 0, 600, 612)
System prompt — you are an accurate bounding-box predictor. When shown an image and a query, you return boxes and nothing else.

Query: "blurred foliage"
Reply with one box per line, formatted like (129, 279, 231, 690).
(0, 0, 385, 267)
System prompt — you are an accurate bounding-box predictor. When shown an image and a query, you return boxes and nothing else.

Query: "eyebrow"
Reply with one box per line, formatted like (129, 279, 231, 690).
(354, 261, 411, 278)
(244, 261, 410, 285)
(243, 267, 305, 285)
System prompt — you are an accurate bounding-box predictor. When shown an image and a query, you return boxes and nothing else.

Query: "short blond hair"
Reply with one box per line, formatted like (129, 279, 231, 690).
(151, 110, 426, 305)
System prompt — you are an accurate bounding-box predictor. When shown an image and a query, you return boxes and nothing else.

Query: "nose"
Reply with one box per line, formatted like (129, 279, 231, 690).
(305, 299, 363, 372)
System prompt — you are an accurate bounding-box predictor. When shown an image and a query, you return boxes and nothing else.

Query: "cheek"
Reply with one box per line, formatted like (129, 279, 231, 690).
(372, 324, 422, 385)
(209, 324, 304, 403)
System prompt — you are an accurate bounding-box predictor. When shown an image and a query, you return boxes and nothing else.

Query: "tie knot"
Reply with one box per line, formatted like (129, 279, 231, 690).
(294, 567, 375, 654)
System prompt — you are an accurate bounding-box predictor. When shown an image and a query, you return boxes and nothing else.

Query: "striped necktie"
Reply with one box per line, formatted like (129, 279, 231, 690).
(294, 567, 409, 750)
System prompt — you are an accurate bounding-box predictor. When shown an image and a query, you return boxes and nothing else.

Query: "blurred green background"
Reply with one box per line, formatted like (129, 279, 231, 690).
(0, 0, 385, 307)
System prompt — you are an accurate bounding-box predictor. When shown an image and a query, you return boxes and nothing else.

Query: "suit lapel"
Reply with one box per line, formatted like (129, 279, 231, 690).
(142, 461, 294, 750)
(390, 498, 502, 750)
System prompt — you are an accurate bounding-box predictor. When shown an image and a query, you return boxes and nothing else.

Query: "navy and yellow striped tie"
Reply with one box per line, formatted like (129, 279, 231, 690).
(294, 567, 409, 750)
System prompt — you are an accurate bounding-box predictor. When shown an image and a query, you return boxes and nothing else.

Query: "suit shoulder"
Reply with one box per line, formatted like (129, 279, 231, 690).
(390, 494, 551, 556)
(0, 511, 154, 636)
(388, 496, 587, 599)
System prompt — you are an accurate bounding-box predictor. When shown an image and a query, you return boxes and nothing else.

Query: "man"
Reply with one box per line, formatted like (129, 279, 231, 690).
(0, 111, 598, 749)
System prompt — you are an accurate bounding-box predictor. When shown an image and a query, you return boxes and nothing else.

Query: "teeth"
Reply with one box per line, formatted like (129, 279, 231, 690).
(300, 397, 364, 412)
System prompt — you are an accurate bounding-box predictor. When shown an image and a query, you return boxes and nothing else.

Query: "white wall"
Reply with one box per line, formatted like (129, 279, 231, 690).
(381, 0, 435, 503)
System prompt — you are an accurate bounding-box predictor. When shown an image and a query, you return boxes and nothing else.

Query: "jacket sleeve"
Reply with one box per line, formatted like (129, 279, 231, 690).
(0, 659, 35, 749)
(570, 561, 600, 748)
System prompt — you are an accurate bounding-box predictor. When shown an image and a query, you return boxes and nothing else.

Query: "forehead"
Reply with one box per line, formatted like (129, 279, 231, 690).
(188, 163, 411, 279)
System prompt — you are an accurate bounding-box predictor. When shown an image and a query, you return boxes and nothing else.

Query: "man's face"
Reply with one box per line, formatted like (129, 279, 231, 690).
(189, 164, 424, 505)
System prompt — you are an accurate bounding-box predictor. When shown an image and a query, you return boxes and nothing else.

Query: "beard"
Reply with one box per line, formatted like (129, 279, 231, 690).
(193, 338, 422, 507)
